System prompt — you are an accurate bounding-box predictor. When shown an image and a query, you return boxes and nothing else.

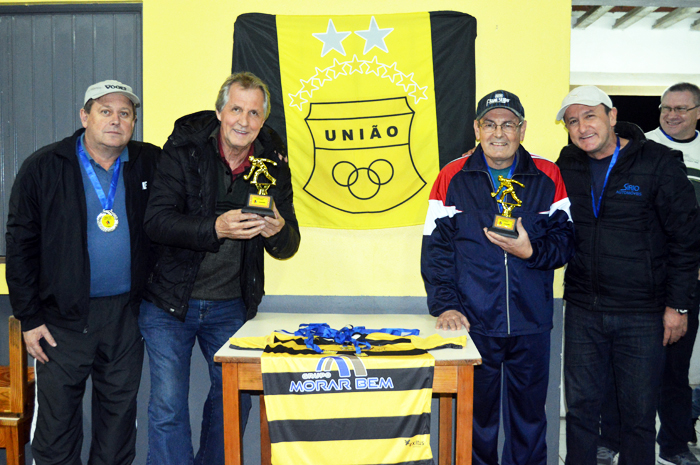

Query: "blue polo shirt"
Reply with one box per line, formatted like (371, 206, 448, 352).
(77, 135, 131, 297)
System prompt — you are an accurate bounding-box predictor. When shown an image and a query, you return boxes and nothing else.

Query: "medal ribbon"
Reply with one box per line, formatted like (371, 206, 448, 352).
(285, 323, 420, 355)
(77, 139, 121, 213)
(591, 137, 620, 218)
(485, 151, 517, 214)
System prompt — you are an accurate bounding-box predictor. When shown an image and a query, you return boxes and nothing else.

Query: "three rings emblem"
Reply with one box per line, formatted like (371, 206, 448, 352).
(332, 159, 395, 200)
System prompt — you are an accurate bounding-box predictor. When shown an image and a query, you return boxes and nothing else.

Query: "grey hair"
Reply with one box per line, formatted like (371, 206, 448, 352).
(215, 71, 270, 118)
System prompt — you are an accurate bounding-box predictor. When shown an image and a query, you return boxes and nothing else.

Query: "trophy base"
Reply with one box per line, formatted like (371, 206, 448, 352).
(242, 193, 275, 218)
(488, 215, 519, 238)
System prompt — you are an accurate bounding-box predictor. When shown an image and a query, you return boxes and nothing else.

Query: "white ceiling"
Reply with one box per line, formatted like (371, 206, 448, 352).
(570, 3, 700, 93)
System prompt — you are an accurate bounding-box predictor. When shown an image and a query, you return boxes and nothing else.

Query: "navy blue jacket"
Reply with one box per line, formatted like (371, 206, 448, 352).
(421, 146, 574, 337)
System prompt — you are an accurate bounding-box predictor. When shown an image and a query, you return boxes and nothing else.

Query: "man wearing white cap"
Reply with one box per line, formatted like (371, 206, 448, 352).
(597, 83, 700, 465)
(555, 85, 700, 465)
(6, 79, 160, 465)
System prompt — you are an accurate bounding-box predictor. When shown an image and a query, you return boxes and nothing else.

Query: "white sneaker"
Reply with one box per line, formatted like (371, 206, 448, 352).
(597, 446, 619, 465)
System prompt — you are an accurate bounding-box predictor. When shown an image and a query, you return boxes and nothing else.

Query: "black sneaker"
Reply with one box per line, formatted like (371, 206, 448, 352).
(658, 451, 700, 465)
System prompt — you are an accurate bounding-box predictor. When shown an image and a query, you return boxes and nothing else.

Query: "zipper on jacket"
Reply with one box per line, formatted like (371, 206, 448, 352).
(591, 172, 602, 312)
(592, 221, 603, 312)
(505, 251, 511, 335)
(482, 168, 521, 336)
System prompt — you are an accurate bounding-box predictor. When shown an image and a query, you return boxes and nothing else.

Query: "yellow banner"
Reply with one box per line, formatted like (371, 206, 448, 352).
(276, 13, 439, 229)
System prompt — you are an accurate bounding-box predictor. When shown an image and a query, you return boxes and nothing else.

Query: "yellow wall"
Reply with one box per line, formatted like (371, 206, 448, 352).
(1, 0, 571, 297)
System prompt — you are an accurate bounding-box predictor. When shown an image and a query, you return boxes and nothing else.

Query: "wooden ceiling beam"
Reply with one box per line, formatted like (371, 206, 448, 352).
(653, 7, 700, 28)
(613, 6, 658, 29)
(574, 6, 614, 29)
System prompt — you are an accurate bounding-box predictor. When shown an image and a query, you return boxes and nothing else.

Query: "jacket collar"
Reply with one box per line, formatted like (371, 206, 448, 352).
(54, 128, 86, 161)
(168, 110, 220, 148)
(463, 144, 540, 176)
(613, 121, 646, 156)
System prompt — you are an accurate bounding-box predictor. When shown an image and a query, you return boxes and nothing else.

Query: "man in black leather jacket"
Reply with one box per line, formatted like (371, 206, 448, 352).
(139, 72, 300, 465)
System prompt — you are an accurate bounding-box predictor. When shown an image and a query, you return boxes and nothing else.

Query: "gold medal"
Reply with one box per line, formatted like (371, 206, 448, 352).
(97, 210, 118, 232)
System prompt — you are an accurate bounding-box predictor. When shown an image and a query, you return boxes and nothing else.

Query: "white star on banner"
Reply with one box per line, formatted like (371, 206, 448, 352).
(312, 19, 351, 57)
(354, 16, 393, 54)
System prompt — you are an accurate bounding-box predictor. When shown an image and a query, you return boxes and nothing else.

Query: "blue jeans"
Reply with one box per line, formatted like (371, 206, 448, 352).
(139, 298, 252, 465)
(564, 303, 664, 465)
(598, 284, 700, 457)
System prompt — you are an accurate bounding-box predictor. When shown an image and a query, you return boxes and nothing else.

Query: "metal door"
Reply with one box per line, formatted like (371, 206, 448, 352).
(0, 4, 143, 254)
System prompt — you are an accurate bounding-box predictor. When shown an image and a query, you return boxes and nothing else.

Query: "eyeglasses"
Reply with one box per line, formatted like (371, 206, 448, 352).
(478, 120, 523, 134)
(659, 104, 700, 115)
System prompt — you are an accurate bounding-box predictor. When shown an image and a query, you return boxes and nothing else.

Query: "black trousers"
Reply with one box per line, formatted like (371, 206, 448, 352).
(31, 293, 144, 465)
(657, 302, 700, 456)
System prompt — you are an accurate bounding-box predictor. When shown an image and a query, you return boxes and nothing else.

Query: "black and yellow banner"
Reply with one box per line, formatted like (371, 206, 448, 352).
(233, 12, 476, 229)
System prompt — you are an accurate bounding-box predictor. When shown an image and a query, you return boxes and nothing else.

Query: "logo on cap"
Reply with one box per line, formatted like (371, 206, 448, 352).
(487, 94, 511, 106)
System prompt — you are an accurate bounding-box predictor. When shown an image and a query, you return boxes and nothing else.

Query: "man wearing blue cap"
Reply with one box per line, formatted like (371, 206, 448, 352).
(6, 80, 159, 465)
(422, 90, 575, 464)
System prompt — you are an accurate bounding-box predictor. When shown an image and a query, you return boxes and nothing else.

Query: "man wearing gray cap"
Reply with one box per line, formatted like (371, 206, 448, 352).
(597, 83, 700, 465)
(6, 79, 159, 465)
(422, 90, 574, 464)
(555, 85, 700, 465)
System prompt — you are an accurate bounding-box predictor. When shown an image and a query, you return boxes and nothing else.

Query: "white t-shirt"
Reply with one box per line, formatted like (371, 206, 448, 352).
(646, 127, 700, 201)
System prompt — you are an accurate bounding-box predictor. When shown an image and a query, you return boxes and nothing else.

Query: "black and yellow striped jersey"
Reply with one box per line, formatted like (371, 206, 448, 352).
(230, 330, 466, 465)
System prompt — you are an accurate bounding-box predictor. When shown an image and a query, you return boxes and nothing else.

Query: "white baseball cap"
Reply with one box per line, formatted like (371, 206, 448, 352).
(84, 80, 141, 108)
(556, 85, 613, 121)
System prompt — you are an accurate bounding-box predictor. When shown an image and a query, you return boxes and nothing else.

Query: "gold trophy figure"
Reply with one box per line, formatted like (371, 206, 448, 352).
(242, 156, 278, 217)
(488, 175, 525, 238)
(244, 156, 277, 194)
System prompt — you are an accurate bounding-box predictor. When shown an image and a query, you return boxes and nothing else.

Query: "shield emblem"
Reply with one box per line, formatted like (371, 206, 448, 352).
(304, 97, 426, 213)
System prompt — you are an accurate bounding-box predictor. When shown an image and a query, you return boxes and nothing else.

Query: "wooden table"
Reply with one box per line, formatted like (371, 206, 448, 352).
(214, 312, 482, 465)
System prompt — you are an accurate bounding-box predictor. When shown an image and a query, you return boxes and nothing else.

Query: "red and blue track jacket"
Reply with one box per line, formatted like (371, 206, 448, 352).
(421, 145, 575, 337)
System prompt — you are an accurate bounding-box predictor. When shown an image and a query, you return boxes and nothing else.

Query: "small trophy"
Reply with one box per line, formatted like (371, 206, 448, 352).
(488, 175, 524, 238)
(242, 156, 277, 217)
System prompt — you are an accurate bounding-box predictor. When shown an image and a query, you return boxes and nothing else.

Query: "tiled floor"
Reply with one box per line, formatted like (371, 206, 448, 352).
(557, 417, 700, 464)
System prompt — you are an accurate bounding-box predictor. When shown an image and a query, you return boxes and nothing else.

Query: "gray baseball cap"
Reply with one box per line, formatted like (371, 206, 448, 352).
(84, 80, 141, 108)
(556, 86, 612, 121)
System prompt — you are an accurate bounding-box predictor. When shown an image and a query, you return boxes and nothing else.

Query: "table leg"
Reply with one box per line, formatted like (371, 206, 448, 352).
(222, 363, 242, 465)
(455, 365, 474, 465)
(439, 395, 453, 465)
(260, 395, 271, 465)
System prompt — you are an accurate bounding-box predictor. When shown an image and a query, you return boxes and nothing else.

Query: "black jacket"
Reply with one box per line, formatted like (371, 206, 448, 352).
(557, 122, 700, 312)
(6, 128, 160, 332)
(143, 111, 300, 322)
